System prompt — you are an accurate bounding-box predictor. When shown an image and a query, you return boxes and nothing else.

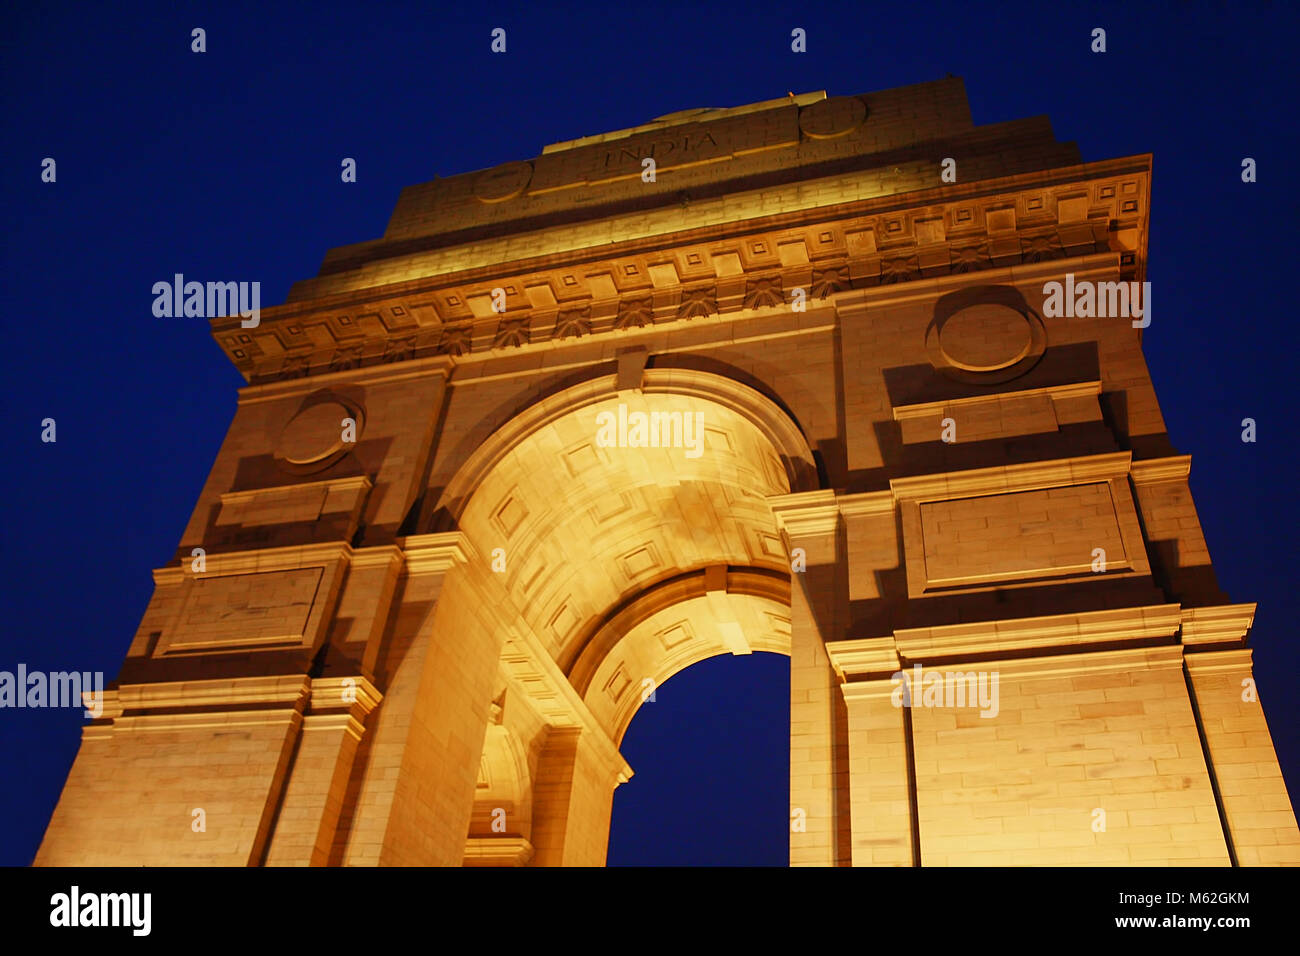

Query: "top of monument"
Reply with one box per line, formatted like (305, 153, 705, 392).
(541, 91, 827, 154)
(265, 76, 1120, 316)
(207, 74, 1158, 388)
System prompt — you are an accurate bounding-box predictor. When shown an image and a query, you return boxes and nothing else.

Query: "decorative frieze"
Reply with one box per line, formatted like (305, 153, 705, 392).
(212, 168, 1149, 384)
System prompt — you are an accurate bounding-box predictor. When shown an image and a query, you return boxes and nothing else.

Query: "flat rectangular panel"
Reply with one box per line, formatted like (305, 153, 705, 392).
(164, 567, 324, 652)
(920, 482, 1125, 588)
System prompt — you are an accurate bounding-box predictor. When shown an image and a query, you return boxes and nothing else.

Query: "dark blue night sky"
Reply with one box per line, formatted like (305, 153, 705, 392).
(1, 1, 1296, 867)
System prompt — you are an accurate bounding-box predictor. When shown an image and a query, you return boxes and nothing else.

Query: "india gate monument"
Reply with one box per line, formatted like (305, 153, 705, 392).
(35, 79, 1299, 866)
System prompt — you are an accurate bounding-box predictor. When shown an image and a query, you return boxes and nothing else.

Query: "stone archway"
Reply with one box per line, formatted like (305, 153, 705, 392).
(37, 82, 1298, 871)
(437, 372, 813, 865)
(569, 567, 791, 747)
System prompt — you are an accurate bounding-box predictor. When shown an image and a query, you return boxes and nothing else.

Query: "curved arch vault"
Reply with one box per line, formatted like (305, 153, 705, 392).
(453, 386, 800, 865)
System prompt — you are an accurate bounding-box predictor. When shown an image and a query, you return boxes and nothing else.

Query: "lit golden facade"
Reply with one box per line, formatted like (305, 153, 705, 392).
(37, 80, 1299, 866)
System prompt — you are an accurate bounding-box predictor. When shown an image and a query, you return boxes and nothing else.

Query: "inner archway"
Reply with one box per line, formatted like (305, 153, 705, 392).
(438, 370, 816, 865)
(608, 651, 790, 866)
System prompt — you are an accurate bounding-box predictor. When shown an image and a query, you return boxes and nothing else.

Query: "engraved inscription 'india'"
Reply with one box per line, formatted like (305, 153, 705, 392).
(603, 130, 720, 169)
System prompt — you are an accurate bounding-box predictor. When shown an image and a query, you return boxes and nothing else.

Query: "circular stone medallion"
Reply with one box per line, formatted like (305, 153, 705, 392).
(277, 400, 355, 467)
(473, 161, 533, 203)
(939, 304, 1034, 372)
(798, 96, 868, 139)
(925, 299, 1047, 385)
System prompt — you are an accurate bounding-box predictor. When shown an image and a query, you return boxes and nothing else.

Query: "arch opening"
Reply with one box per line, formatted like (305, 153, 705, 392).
(607, 651, 791, 866)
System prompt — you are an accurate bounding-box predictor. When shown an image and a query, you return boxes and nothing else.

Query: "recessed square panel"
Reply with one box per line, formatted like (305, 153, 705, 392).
(563, 442, 600, 479)
(657, 620, 694, 650)
(754, 530, 787, 562)
(588, 490, 634, 525)
(520, 553, 547, 596)
(603, 666, 631, 703)
(491, 490, 529, 538)
(704, 427, 733, 453)
(548, 600, 580, 645)
(618, 543, 662, 580)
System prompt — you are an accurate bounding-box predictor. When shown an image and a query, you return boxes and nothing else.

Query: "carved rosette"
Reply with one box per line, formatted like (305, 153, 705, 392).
(555, 309, 592, 339)
(615, 298, 653, 331)
(677, 288, 717, 320)
(1021, 234, 1063, 263)
(744, 277, 783, 310)
(382, 335, 419, 364)
(881, 256, 919, 285)
(492, 318, 531, 349)
(328, 346, 364, 372)
(274, 390, 366, 473)
(438, 325, 472, 356)
(810, 267, 845, 300)
(949, 243, 989, 274)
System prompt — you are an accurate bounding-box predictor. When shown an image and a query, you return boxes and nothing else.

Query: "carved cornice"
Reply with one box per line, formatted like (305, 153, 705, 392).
(1180, 603, 1256, 648)
(217, 475, 371, 508)
(152, 540, 353, 587)
(769, 489, 841, 538)
(891, 603, 1183, 662)
(116, 674, 310, 711)
(212, 164, 1151, 384)
(94, 675, 311, 734)
(889, 451, 1132, 501)
(836, 490, 897, 518)
(826, 637, 901, 682)
(463, 836, 534, 866)
(829, 604, 1193, 680)
(1130, 455, 1193, 484)
(965, 645, 1184, 687)
(892, 381, 1102, 421)
(1183, 648, 1254, 676)
(400, 532, 475, 575)
(347, 545, 405, 572)
(307, 676, 382, 716)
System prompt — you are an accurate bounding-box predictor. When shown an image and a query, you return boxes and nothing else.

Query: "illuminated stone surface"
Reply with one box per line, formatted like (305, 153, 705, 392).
(35, 79, 1298, 866)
